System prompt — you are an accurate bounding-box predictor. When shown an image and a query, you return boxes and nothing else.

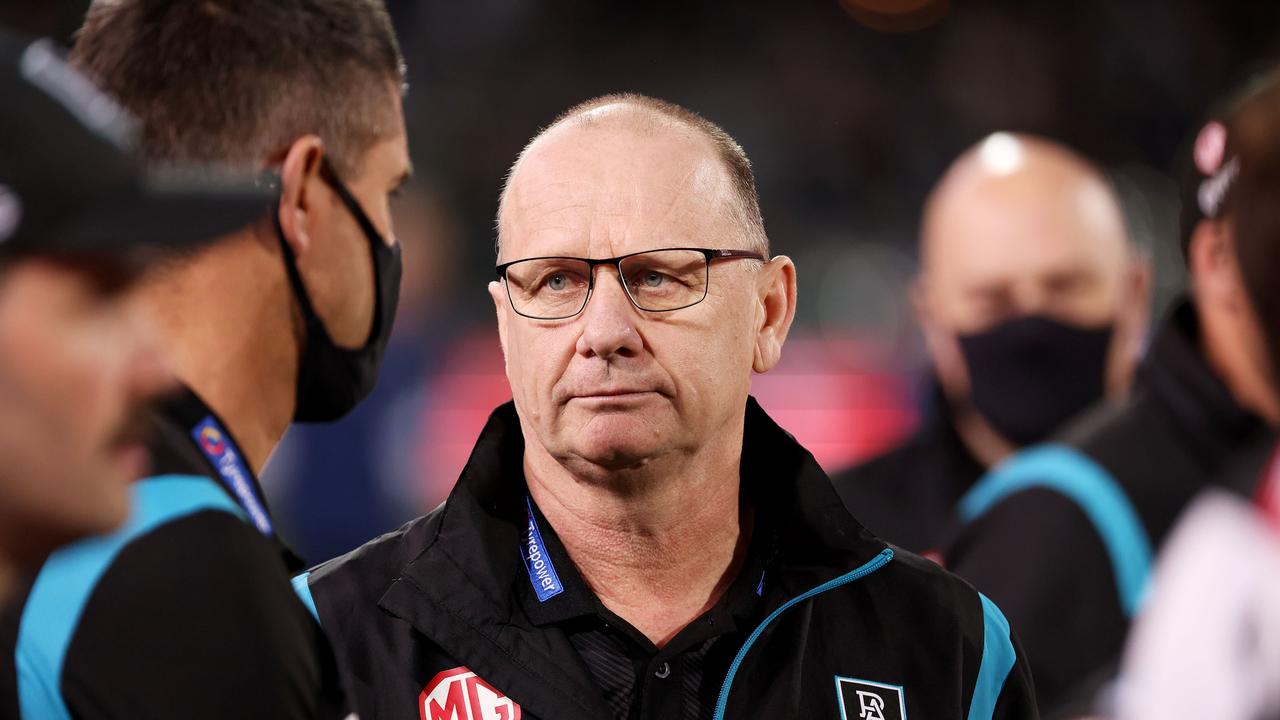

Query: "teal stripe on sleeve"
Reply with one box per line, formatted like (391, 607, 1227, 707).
(958, 443, 1153, 617)
(16, 475, 245, 720)
(967, 593, 1016, 720)
(291, 571, 319, 623)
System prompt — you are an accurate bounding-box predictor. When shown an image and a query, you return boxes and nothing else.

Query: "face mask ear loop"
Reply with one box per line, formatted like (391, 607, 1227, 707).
(257, 167, 323, 326)
(319, 158, 387, 250)
(273, 203, 323, 327)
(318, 156, 391, 347)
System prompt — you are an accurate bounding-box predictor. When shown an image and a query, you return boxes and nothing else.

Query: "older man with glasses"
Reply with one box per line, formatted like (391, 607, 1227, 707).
(297, 93, 1038, 720)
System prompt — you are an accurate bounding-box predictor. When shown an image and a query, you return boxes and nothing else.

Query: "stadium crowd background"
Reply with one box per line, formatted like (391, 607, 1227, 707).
(9, 0, 1279, 563)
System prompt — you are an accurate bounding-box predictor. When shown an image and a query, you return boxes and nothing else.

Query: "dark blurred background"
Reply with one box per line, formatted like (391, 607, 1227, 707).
(7, 0, 1280, 561)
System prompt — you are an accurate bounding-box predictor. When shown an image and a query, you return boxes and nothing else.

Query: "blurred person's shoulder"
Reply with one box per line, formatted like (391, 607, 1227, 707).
(834, 429, 945, 497)
(955, 381, 1181, 551)
(943, 395, 1157, 603)
(833, 415, 986, 552)
(1116, 489, 1280, 720)
(9, 490, 342, 720)
(1059, 389, 1172, 488)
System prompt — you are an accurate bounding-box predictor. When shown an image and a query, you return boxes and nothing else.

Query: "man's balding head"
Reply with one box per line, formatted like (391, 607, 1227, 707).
(920, 133, 1132, 332)
(914, 133, 1150, 455)
(497, 93, 768, 258)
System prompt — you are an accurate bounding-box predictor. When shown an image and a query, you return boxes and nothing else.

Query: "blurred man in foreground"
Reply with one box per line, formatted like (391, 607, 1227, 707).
(298, 94, 1037, 720)
(1, 1, 410, 717)
(0, 31, 265, 603)
(1111, 68, 1280, 720)
(945, 83, 1280, 713)
(834, 134, 1150, 553)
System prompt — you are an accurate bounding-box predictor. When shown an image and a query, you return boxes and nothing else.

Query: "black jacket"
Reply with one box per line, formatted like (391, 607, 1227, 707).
(832, 386, 988, 553)
(945, 298, 1275, 715)
(302, 398, 1038, 720)
(1, 388, 345, 720)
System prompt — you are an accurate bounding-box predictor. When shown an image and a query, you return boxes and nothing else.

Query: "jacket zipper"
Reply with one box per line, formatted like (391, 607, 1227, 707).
(711, 547, 895, 720)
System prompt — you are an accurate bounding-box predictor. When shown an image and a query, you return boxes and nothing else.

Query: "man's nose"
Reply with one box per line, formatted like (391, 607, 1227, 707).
(1012, 281, 1053, 318)
(575, 267, 643, 360)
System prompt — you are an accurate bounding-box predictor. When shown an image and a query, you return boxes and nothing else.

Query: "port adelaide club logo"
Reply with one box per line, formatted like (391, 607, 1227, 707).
(835, 676, 907, 720)
(419, 667, 521, 720)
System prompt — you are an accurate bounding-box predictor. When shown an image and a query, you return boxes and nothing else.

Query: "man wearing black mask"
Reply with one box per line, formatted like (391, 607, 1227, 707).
(1, 2, 409, 718)
(833, 133, 1150, 554)
(943, 86, 1280, 715)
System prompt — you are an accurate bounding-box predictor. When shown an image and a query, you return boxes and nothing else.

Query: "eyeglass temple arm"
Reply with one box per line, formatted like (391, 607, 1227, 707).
(709, 249, 766, 260)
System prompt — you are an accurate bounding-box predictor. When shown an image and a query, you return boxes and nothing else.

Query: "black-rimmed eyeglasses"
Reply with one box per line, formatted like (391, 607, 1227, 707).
(495, 247, 765, 320)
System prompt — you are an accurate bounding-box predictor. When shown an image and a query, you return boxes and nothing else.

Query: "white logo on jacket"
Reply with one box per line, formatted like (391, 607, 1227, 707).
(836, 676, 906, 720)
(856, 690, 886, 719)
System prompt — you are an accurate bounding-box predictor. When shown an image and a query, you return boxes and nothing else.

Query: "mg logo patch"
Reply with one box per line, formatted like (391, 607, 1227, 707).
(835, 676, 906, 720)
(419, 667, 521, 720)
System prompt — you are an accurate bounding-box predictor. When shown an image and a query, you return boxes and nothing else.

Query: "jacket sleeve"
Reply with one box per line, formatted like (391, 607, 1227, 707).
(56, 512, 348, 720)
(947, 487, 1129, 716)
(992, 628, 1038, 720)
(961, 585, 1039, 720)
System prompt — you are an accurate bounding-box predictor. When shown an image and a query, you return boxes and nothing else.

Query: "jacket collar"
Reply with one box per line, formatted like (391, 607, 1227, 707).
(377, 397, 886, 720)
(512, 477, 774, 632)
(1140, 296, 1271, 474)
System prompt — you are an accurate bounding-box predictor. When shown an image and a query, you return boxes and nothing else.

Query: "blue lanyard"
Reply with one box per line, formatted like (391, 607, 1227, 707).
(190, 414, 274, 537)
(521, 495, 564, 602)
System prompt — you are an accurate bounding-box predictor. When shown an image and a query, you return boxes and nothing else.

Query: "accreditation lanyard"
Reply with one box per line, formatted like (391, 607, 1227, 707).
(189, 412, 275, 538)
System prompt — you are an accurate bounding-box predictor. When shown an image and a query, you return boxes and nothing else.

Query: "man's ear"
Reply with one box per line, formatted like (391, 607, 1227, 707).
(489, 280, 509, 362)
(752, 256, 797, 373)
(1189, 219, 1245, 312)
(1118, 250, 1153, 352)
(276, 135, 326, 259)
(1105, 251, 1154, 398)
(913, 276, 970, 396)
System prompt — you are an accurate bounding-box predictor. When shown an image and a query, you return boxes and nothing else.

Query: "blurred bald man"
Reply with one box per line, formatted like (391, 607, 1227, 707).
(834, 133, 1150, 554)
(944, 107, 1280, 712)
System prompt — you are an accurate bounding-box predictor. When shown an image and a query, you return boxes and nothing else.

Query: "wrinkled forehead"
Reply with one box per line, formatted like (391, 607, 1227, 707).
(498, 122, 738, 261)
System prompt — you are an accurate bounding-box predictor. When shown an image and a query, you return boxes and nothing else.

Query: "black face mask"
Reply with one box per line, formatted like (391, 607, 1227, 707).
(274, 158, 402, 422)
(957, 315, 1114, 447)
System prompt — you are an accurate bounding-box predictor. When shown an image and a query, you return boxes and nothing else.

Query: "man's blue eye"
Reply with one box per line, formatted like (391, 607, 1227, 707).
(548, 274, 568, 291)
(642, 272, 664, 287)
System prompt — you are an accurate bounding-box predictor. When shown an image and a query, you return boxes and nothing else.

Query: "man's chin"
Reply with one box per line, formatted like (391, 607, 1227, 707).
(540, 405, 679, 473)
(110, 442, 151, 484)
(562, 430, 667, 475)
(573, 452, 655, 475)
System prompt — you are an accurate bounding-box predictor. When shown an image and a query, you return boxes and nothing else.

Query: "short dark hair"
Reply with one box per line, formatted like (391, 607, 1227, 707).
(69, 0, 404, 179)
(498, 93, 769, 256)
(1217, 72, 1280, 265)
(1223, 70, 1280, 359)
